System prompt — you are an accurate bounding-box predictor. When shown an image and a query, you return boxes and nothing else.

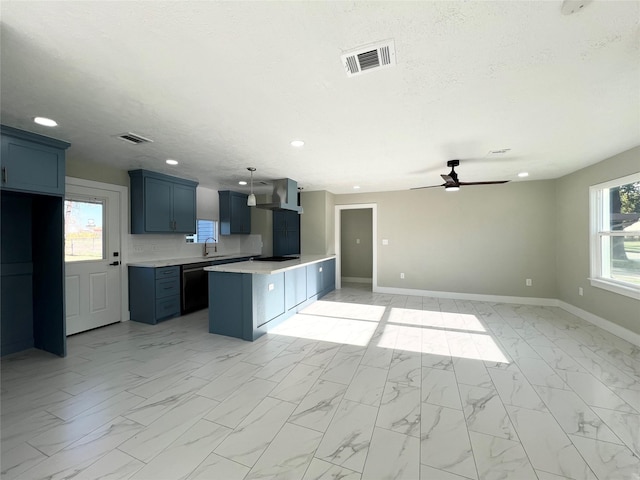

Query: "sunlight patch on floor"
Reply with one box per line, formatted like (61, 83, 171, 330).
(268, 300, 509, 363)
(299, 300, 386, 323)
(269, 313, 376, 346)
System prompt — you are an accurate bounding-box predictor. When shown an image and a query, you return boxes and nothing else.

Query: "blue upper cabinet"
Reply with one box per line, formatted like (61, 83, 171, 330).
(0, 125, 70, 196)
(273, 210, 300, 256)
(219, 191, 251, 235)
(129, 169, 198, 234)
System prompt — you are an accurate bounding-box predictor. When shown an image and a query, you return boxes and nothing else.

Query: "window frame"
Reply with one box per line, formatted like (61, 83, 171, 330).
(589, 172, 640, 300)
(185, 219, 218, 244)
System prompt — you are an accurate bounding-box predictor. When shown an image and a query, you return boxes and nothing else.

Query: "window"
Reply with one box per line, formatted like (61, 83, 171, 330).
(590, 172, 640, 299)
(185, 219, 218, 244)
(64, 198, 105, 262)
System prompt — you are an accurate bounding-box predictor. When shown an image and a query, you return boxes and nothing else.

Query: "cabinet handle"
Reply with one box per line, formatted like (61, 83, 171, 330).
(1, 167, 6, 183)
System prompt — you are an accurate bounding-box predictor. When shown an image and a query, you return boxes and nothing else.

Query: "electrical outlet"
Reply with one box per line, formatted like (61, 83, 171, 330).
(133, 246, 144, 253)
(268, 283, 275, 291)
(382, 239, 389, 245)
(525, 278, 532, 287)
(151, 245, 159, 252)
(400, 273, 405, 279)
(579, 287, 584, 296)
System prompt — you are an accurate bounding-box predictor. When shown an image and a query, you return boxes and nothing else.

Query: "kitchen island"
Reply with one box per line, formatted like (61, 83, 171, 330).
(205, 255, 336, 341)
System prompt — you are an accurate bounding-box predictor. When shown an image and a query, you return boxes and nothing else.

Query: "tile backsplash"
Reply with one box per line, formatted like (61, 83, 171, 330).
(127, 233, 262, 262)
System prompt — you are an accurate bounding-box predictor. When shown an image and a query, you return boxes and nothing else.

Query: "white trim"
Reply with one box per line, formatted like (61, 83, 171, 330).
(589, 278, 640, 300)
(342, 277, 373, 284)
(589, 172, 640, 300)
(373, 285, 558, 306)
(335, 203, 378, 292)
(557, 301, 640, 347)
(66, 177, 130, 322)
(371, 283, 640, 347)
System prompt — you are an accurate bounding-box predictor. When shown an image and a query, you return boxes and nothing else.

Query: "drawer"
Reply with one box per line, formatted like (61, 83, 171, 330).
(155, 266, 179, 279)
(155, 295, 180, 320)
(156, 276, 180, 299)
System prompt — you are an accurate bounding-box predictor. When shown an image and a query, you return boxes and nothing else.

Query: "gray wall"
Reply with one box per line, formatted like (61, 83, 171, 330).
(301, 190, 335, 255)
(340, 209, 373, 279)
(66, 157, 129, 186)
(335, 180, 558, 299)
(556, 146, 640, 334)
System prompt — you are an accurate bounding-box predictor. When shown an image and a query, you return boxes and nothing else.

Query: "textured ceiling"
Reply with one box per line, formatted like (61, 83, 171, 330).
(1, 1, 638, 194)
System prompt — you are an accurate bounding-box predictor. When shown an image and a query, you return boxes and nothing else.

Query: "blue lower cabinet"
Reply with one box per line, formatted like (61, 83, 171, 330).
(209, 272, 252, 339)
(129, 266, 180, 324)
(285, 267, 307, 311)
(209, 259, 336, 342)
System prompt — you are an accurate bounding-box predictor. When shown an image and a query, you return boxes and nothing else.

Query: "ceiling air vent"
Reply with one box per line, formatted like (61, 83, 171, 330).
(116, 132, 154, 145)
(341, 39, 396, 78)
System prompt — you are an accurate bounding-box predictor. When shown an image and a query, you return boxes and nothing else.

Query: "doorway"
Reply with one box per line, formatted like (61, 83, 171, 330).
(65, 179, 126, 335)
(334, 203, 377, 291)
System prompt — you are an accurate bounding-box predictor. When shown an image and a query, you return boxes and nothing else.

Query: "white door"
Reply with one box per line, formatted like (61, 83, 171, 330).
(65, 184, 121, 335)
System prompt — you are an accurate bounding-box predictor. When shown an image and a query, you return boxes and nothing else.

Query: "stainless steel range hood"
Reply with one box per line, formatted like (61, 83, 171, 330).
(256, 178, 303, 213)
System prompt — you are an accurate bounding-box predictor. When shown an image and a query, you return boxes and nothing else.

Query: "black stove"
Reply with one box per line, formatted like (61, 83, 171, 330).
(253, 256, 299, 262)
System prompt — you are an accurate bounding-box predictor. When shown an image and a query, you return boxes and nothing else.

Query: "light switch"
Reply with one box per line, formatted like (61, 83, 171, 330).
(268, 283, 275, 291)
(356, 238, 360, 244)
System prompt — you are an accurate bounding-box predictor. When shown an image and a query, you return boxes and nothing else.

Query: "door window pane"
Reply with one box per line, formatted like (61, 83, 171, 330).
(65, 199, 105, 262)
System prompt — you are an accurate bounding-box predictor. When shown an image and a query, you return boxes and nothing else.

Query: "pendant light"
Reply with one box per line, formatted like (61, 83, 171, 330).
(247, 167, 256, 206)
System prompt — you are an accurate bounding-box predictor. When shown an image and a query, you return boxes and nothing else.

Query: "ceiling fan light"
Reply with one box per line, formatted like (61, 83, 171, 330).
(445, 185, 460, 192)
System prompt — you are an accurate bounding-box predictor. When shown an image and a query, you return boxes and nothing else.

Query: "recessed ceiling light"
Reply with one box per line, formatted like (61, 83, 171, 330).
(518, 172, 529, 178)
(238, 181, 248, 186)
(290, 140, 305, 147)
(353, 186, 361, 190)
(34, 116, 57, 127)
(166, 159, 179, 165)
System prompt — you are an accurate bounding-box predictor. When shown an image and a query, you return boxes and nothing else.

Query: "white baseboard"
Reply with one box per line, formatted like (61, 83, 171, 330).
(372, 285, 640, 347)
(374, 285, 558, 306)
(342, 277, 372, 284)
(557, 301, 640, 347)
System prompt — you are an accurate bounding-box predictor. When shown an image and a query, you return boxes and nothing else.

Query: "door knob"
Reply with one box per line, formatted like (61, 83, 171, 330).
(109, 261, 120, 266)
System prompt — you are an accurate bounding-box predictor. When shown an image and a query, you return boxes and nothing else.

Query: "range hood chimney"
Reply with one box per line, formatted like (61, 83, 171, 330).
(256, 178, 303, 213)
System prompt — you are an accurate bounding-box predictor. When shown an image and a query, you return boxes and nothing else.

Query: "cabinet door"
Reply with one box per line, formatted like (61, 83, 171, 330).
(1, 135, 65, 196)
(230, 193, 250, 234)
(172, 183, 196, 233)
(307, 263, 323, 297)
(273, 210, 300, 256)
(321, 259, 336, 294)
(144, 177, 173, 232)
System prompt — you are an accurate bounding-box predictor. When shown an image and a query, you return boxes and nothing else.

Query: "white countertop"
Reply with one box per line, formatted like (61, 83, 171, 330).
(128, 253, 259, 268)
(204, 254, 335, 275)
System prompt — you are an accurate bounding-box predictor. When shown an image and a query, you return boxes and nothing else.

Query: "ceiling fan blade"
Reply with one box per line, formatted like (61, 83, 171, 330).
(410, 184, 445, 190)
(441, 174, 455, 184)
(458, 180, 510, 186)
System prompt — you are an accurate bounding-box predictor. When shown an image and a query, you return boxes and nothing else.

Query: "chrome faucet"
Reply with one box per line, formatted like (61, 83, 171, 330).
(203, 237, 216, 256)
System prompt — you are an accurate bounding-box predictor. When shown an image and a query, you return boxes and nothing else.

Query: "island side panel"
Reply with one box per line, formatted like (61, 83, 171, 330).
(251, 272, 286, 340)
(209, 271, 252, 339)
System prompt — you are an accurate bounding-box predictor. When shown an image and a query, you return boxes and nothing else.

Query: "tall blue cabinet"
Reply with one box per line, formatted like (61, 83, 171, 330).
(273, 210, 300, 256)
(1, 125, 70, 357)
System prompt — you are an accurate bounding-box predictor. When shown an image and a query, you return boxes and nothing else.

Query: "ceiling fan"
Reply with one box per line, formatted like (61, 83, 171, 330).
(411, 160, 509, 192)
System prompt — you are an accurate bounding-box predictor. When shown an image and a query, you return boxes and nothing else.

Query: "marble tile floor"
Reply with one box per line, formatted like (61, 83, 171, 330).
(2, 283, 640, 480)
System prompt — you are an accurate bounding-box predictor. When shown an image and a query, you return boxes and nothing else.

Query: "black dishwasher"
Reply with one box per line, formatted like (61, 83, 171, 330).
(181, 262, 211, 314)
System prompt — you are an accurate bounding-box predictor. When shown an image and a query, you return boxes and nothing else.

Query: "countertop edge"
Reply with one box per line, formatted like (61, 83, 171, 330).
(204, 255, 336, 275)
(127, 253, 259, 268)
